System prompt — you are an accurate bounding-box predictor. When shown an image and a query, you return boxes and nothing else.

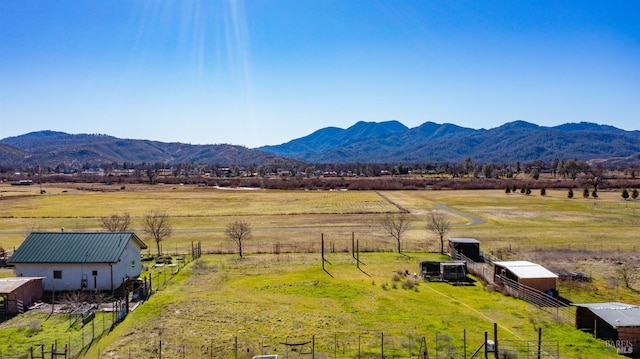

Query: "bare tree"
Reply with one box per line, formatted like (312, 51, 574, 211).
(142, 210, 172, 256)
(226, 220, 252, 258)
(380, 213, 412, 254)
(427, 212, 451, 255)
(616, 262, 638, 289)
(100, 213, 132, 231)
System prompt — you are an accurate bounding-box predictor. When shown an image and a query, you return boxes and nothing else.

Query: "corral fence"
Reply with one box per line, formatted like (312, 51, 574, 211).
(99, 324, 563, 359)
(10, 308, 119, 359)
(5, 245, 202, 359)
(456, 251, 574, 325)
(495, 275, 575, 325)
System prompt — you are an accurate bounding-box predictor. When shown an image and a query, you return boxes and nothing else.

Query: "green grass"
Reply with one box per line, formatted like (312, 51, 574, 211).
(82, 253, 618, 358)
(0, 311, 114, 357)
(1, 183, 639, 358)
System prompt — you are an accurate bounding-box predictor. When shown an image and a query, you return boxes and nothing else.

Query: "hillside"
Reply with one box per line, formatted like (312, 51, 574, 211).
(0, 131, 293, 168)
(2, 121, 640, 168)
(260, 120, 640, 164)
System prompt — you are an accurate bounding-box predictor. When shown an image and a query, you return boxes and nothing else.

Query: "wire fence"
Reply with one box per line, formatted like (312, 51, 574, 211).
(96, 326, 563, 359)
(0, 309, 119, 359)
(2, 246, 202, 359)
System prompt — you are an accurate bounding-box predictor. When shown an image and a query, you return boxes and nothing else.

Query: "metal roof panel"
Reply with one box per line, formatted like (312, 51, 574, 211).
(494, 261, 558, 279)
(575, 303, 640, 327)
(7, 232, 147, 264)
(0, 277, 44, 294)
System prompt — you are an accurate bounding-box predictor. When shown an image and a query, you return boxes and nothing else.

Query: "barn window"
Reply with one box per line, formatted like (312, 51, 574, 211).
(92, 270, 98, 276)
(53, 270, 62, 279)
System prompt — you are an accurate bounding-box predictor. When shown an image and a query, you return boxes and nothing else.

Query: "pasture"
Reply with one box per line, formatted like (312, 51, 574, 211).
(1, 183, 638, 258)
(1, 182, 639, 357)
(82, 252, 616, 358)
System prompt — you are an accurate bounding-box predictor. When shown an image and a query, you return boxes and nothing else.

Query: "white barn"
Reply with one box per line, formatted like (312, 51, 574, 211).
(8, 232, 148, 292)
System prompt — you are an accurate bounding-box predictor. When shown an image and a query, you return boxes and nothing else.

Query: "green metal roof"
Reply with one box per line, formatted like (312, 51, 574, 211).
(8, 232, 148, 264)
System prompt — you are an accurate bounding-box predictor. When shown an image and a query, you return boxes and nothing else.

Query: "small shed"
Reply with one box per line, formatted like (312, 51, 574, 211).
(440, 261, 467, 282)
(493, 261, 558, 293)
(0, 277, 44, 314)
(420, 261, 441, 278)
(419, 260, 468, 282)
(575, 302, 640, 356)
(448, 238, 481, 261)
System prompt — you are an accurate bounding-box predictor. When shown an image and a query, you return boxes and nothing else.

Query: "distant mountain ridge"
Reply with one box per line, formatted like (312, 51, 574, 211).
(0, 130, 288, 168)
(259, 120, 640, 164)
(1, 121, 640, 168)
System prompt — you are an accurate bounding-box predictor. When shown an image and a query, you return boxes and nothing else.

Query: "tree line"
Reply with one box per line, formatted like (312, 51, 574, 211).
(4, 156, 640, 183)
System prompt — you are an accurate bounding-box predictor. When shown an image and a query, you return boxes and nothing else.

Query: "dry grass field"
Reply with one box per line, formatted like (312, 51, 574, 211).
(2, 182, 639, 283)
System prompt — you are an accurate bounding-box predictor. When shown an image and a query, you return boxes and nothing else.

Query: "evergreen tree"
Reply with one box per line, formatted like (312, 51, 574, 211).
(622, 188, 630, 200)
(632, 188, 639, 200)
(583, 188, 590, 198)
(540, 187, 546, 196)
(568, 188, 574, 198)
(591, 190, 598, 199)
(505, 186, 511, 194)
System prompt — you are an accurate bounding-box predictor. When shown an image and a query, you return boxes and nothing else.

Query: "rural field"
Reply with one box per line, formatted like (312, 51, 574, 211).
(1, 182, 639, 358)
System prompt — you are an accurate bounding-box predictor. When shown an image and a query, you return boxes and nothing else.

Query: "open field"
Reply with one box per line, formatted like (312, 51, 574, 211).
(2, 182, 640, 357)
(2, 182, 639, 255)
(75, 252, 616, 358)
(2, 183, 639, 282)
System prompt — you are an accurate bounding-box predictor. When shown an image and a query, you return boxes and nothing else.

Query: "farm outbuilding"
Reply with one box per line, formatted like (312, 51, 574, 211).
(8, 232, 148, 292)
(493, 261, 558, 293)
(420, 260, 468, 282)
(448, 238, 481, 261)
(575, 302, 640, 357)
(0, 277, 44, 314)
(440, 261, 467, 282)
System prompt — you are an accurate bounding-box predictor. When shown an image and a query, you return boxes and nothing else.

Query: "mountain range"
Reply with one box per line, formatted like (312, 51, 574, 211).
(2, 121, 640, 168)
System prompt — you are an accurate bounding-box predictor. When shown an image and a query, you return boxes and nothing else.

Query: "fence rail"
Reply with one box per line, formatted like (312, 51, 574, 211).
(4, 248, 200, 359)
(495, 275, 575, 324)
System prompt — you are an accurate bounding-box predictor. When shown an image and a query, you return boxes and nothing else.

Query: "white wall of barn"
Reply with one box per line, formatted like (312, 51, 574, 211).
(15, 263, 115, 291)
(112, 240, 144, 285)
(13, 239, 144, 291)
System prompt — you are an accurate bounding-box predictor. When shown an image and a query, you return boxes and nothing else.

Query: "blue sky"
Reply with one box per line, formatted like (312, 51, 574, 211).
(1, 1, 639, 148)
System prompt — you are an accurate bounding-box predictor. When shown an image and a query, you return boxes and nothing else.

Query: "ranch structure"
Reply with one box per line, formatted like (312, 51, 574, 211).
(419, 260, 468, 282)
(493, 260, 558, 294)
(448, 237, 482, 261)
(575, 302, 640, 357)
(0, 277, 43, 315)
(7, 232, 148, 292)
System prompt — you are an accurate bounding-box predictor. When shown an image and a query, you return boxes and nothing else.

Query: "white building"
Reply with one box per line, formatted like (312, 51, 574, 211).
(8, 232, 148, 292)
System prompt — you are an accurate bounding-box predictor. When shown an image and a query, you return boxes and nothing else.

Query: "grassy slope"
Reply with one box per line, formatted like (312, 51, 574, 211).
(83, 253, 617, 358)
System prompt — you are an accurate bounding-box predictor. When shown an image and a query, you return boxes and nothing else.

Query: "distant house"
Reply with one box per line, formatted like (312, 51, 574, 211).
(8, 232, 147, 292)
(448, 238, 481, 261)
(0, 277, 44, 314)
(575, 302, 640, 356)
(493, 261, 558, 293)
